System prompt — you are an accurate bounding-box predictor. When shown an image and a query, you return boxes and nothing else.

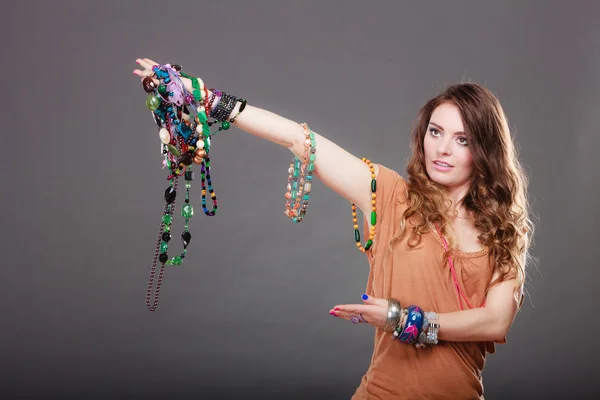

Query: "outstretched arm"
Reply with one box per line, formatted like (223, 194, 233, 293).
(134, 58, 379, 218)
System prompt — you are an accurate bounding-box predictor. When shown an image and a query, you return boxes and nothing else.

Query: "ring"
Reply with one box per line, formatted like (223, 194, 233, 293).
(351, 314, 368, 324)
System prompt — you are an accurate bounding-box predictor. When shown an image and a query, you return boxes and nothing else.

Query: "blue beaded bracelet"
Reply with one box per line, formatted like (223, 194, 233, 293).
(398, 305, 424, 345)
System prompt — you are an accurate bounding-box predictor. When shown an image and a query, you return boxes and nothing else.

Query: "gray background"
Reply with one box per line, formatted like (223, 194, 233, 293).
(2, 0, 599, 398)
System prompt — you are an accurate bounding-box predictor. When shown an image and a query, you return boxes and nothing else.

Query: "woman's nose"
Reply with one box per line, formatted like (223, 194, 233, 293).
(437, 140, 452, 156)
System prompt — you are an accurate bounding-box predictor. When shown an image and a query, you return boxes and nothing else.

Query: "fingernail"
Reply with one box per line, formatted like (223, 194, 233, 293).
(329, 311, 335, 316)
(362, 294, 369, 301)
(334, 307, 340, 311)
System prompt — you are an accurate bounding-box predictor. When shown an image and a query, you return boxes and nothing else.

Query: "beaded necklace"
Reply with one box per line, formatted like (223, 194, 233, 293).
(142, 64, 223, 311)
(351, 158, 377, 252)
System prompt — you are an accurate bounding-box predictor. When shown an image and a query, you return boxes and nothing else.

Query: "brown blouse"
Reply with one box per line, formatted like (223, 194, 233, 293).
(351, 165, 507, 400)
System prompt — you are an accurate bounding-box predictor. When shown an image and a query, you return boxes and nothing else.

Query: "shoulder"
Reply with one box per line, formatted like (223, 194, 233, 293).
(375, 164, 408, 202)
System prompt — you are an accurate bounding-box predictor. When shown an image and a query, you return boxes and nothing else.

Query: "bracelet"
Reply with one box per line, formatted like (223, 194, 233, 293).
(398, 305, 424, 344)
(384, 298, 402, 332)
(415, 314, 429, 348)
(211, 92, 237, 121)
(229, 99, 247, 123)
(424, 311, 440, 346)
(284, 123, 316, 222)
(392, 307, 408, 340)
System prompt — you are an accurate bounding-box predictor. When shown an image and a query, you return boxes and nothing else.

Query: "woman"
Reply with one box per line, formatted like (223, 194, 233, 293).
(133, 58, 533, 399)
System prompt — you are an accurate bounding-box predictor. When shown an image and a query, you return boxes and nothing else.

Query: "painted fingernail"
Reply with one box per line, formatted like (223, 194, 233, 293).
(362, 294, 369, 301)
(334, 307, 340, 311)
(329, 311, 336, 316)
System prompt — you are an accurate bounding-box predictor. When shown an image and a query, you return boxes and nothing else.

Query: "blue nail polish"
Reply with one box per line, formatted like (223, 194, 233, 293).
(362, 294, 369, 301)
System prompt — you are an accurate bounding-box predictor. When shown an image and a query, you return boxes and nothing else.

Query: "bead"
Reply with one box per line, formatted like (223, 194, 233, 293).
(221, 121, 230, 130)
(365, 240, 373, 251)
(162, 232, 171, 242)
(182, 204, 194, 218)
(371, 212, 377, 225)
(304, 182, 312, 193)
(167, 144, 181, 157)
(197, 110, 208, 124)
(159, 128, 170, 144)
(371, 179, 377, 192)
(196, 140, 205, 149)
(164, 187, 176, 204)
(146, 95, 160, 111)
(159, 253, 168, 263)
(157, 84, 168, 97)
(181, 231, 192, 249)
(162, 214, 172, 225)
(355, 229, 361, 242)
(185, 170, 194, 181)
(160, 241, 168, 253)
(172, 64, 182, 71)
(171, 256, 183, 266)
(142, 76, 156, 93)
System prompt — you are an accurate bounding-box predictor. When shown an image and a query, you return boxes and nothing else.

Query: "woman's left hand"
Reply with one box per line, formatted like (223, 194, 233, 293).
(330, 294, 389, 329)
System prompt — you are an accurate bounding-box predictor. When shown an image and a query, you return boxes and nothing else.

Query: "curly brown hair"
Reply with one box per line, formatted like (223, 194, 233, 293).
(391, 83, 533, 305)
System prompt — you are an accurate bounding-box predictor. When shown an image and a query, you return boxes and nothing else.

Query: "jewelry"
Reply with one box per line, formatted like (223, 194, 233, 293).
(384, 298, 402, 332)
(351, 158, 377, 252)
(351, 314, 368, 324)
(398, 305, 424, 344)
(284, 123, 316, 222)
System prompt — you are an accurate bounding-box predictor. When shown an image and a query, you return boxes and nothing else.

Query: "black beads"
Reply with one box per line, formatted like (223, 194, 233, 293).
(159, 253, 168, 263)
(164, 186, 177, 204)
(181, 231, 192, 249)
(142, 76, 156, 93)
(162, 232, 171, 242)
(185, 170, 194, 181)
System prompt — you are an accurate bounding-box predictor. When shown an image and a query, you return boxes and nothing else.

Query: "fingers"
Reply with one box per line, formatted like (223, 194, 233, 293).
(362, 293, 388, 307)
(330, 304, 371, 317)
(133, 68, 151, 78)
(136, 58, 155, 70)
(144, 58, 159, 66)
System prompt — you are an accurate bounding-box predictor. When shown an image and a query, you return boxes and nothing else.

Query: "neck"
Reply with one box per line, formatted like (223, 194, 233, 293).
(446, 182, 471, 218)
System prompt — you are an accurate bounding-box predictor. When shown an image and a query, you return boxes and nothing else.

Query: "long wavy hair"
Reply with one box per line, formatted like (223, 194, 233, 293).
(390, 83, 533, 305)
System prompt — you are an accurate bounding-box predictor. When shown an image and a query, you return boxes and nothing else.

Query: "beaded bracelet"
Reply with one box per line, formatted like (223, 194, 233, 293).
(351, 158, 377, 252)
(284, 123, 316, 222)
(211, 92, 238, 121)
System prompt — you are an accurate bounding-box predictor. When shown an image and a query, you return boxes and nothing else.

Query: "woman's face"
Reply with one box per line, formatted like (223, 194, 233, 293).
(423, 102, 474, 192)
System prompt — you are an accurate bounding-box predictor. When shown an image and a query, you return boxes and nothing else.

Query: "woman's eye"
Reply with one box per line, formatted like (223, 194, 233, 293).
(456, 137, 468, 146)
(429, 127, 441, 136)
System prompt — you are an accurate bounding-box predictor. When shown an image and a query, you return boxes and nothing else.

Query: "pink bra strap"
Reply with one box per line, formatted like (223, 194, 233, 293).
(434, 224, 484, 310)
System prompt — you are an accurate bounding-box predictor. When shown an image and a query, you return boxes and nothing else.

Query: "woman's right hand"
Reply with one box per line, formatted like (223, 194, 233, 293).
(133, 57, 209, 164)
(133, 58, 196, 93)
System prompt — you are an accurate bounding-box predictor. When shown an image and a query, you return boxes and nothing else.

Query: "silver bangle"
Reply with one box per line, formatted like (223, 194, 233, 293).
(424, 311, 440, 346)
(384, 298, 402, 332)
